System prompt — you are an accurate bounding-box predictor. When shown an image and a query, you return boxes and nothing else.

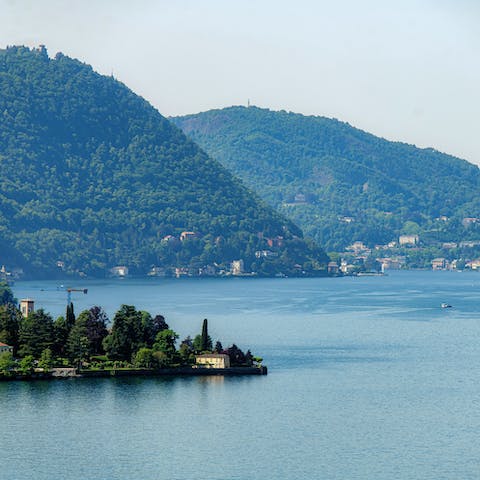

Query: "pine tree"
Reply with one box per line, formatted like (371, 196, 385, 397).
(18, 309, 55, 358)
(102, 305, 145, 361)
(214, 340, 223, 353)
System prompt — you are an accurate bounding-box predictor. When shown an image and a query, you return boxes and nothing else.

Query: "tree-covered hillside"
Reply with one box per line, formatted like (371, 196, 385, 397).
(0, 47, 328, 278)
(173, 106, 480, 250)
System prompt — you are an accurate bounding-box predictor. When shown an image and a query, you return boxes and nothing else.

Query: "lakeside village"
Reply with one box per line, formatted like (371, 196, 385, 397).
(0, 231, 306, 281)
(86, 231, 480, 278)
(0, 283, 265, 380)
(328, 230, 480, 275)
(4, 226, 480, 282)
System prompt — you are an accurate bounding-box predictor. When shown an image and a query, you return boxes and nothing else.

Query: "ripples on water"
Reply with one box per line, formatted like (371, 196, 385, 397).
(2, 271, 480, 479)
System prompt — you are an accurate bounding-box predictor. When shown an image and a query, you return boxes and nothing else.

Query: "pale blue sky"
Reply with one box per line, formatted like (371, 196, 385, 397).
(1, 0, 479, 164)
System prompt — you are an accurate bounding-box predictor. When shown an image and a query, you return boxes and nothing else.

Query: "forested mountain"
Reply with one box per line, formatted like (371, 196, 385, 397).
(173, 106, 480, 250)
(0, 47, 328, 278)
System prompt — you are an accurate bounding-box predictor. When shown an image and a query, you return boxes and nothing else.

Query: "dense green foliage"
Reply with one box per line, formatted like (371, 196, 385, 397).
(0, 294, 258, 375)
(0, 351, 15, 376)
(102, 305, 146, 361)
(18, 309, 54, 358)
(67, 306, 108, 359)
(0, 282, 16, 305)
(174, 106, 480, 250)
(0, 303, 21, 352)
(0, 47, 327, 277)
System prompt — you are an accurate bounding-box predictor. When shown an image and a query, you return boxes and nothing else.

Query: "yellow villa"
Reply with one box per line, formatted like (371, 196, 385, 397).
(195, 354, 230, 369)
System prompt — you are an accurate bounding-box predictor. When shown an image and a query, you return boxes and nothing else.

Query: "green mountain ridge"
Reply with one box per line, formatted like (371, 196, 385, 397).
(0, 46, 328, 278)
(173, 106, 480, 250)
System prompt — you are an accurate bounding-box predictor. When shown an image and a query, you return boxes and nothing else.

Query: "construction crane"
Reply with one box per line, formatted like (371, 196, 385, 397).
(66, 287, 88, 306)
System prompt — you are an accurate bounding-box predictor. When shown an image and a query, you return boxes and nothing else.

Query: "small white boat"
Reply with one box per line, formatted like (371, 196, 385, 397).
(441, 303, 452, 308)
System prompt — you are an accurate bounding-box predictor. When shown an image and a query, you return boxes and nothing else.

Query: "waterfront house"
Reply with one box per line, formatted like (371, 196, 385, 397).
(148, 266, 167, 277)
(195, 354, 230, 369)
(327, 261, 339, 274)
(110, 266, 128, 277)
(467, 259, 480, 270)
(432, 258, 448, 270)
(231, 259, 244, 275)
(340, 260, 356, 274)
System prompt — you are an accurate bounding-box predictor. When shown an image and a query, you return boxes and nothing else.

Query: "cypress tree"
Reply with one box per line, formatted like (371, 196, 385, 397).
(200, 318, 212, 351)
(66, 302, 75, 330)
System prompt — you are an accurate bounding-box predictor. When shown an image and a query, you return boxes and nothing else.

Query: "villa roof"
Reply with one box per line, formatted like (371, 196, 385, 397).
(195, 353, 229, 358)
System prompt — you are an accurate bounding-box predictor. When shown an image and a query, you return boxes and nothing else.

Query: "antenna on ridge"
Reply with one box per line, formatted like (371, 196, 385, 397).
(247, 98, 250, 108)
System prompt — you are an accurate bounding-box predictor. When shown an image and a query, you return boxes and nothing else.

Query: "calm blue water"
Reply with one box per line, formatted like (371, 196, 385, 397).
(2, 271, 480, 479)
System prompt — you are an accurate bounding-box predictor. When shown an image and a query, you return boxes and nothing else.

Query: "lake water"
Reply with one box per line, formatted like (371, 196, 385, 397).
(2, 271, 480, 479)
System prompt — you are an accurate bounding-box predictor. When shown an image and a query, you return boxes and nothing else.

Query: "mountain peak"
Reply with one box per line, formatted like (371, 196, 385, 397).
(174, 106, 480, 250)
(0, 47, 328, 278)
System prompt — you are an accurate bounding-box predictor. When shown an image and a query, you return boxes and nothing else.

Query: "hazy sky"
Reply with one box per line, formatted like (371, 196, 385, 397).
(1, 0, 479, 164)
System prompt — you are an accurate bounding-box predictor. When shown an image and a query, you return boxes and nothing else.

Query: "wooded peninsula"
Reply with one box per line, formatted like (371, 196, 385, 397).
(0, 282, 266, 379)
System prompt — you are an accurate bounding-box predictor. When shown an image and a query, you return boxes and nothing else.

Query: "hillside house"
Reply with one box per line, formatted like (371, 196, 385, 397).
(460, 241, 480, 248)
(347, 241, 370, 254)
(294, 193, 307, 203)
(255, 250, 278, 259)
(0, 265, 12, 282)
(462, 218, 480, 228)
(180, 231, 197, 241)
(266, 236, 284, 248)
(162, 235, 178, 245)
(377, 257, 406, 270)
(399, 235, 419, 246)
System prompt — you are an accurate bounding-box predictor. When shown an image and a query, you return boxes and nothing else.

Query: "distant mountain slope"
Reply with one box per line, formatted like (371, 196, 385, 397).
(173, 106, 480, 250)
(0, 47, 328, 277)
